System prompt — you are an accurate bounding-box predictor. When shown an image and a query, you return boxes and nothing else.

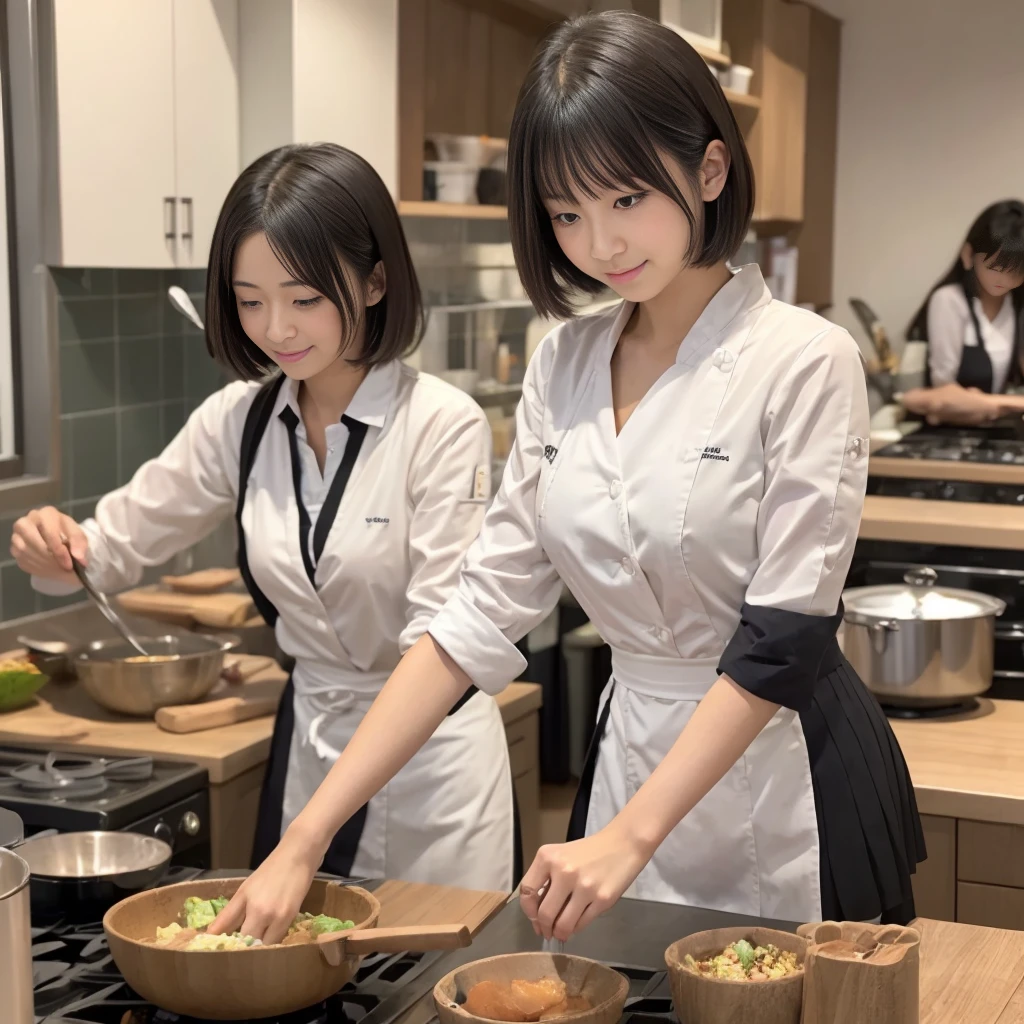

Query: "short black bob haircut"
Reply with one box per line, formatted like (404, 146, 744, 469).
(508, 10, 755, 321)
(205, 143, 424, 380)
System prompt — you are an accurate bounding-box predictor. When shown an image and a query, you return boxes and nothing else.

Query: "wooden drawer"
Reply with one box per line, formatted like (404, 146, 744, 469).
(505, 713, 539, 780)
(959, 821, 1024, 887)
(958, 882, 1024, 931)
(913, 815, 956, 922)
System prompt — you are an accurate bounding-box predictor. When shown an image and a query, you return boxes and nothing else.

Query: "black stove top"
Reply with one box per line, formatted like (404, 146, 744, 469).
(0, 746, 207, 833)
(876, 425, 1024, 464)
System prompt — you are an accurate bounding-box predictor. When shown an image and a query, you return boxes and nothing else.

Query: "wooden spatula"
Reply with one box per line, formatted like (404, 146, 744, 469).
(317, 923, 472, 966)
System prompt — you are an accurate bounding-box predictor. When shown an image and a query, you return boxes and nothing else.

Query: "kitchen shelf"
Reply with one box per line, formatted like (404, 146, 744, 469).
(432, 299, 534, 314)
(399, 201, 508, 220)
(724, 89, 761, 110)
(691, 40, 732, 68)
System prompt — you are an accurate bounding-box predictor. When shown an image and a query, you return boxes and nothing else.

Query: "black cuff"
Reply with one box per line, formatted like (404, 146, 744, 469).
(716, 601, 844, 712)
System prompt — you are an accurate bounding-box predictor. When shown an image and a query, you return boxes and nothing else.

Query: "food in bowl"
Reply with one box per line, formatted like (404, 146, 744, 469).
(123, 654, 180, 663)
(0, 657, 45, 711)
(464, 978, 592, 1021)
(148, 894, 355, 951)
(683, 939, 800, 981)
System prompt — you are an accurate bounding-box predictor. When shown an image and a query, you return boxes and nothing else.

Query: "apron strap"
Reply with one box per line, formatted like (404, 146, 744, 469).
(566, 684, 615, 842)
(237, 374, 287, 627)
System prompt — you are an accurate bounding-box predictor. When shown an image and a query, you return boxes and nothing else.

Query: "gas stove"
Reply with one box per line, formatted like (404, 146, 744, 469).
(874, 425, 1024, 465)
(0, 745, 210, 870)
(33, 871, 447, 1024)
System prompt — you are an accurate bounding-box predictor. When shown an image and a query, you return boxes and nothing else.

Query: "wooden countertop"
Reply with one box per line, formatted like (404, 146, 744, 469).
(871, 455, 1024, 486)
(860, 495, 1024, 549)
(891, 699, 1024, 826)
(0, 661, 542, 785)
(914, 916, 1024, 1023)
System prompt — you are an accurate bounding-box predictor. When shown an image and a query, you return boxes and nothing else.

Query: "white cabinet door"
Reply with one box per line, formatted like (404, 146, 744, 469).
(172, 0, 240, 269)
(52, 0, 177, 268)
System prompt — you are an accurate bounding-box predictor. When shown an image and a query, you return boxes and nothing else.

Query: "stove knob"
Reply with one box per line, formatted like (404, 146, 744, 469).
(181, 811, 201, 837)
(941, 484, 957, 500)
(153, 821, 174, 845)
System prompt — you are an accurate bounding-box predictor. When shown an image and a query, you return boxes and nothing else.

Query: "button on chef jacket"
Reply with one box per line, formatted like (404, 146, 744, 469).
(429, 265, 925, 924)
(33, 360, 515, 889)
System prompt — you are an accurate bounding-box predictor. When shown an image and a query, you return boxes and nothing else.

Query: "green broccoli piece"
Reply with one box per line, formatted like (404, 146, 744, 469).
(183, 896, 228, 931)
(307, 914, 355, 937)
(732, 939, 756, 972)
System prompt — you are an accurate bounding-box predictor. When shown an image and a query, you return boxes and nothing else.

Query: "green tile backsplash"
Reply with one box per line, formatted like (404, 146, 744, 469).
(0, 266, 230, 624)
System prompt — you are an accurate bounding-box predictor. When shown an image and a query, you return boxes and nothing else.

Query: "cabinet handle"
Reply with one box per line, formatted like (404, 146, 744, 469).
(181, 197, 193, 242)
(163, 197, 176, 241)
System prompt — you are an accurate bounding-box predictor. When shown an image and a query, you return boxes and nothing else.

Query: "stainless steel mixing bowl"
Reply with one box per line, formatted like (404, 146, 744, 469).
(75, 633, 240, 716)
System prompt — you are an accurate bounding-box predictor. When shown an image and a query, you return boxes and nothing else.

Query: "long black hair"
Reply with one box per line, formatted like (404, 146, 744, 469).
(906, 200, 1024, 383)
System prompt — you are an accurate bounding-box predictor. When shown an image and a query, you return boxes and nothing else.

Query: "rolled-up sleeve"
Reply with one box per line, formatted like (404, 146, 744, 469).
(398, 397, 492, 653)
(35, 382, 252, 597)
(927, 287, 967, 387)
(428, 334, 564, 694)
(718, 328, 869, 711)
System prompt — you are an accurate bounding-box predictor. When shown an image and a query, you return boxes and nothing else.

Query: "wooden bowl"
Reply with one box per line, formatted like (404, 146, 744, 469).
(665, 927, 808, 1024)
(103, 877, 380, 1020)
(434, 952, 629, 1024)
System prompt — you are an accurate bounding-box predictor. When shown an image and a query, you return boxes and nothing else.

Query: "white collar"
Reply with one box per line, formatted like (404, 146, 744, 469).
(275, 359, 401, 429)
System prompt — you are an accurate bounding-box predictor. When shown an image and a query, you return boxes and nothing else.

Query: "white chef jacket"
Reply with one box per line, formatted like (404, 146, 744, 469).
(428, 265, 871, 918)
(927, 283, 1017, 392)
(33, 360, 516, 888)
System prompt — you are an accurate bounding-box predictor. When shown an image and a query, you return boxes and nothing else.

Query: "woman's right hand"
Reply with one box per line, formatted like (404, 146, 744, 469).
(10, 507, 89, 586)
(899, 384, 1003, 426)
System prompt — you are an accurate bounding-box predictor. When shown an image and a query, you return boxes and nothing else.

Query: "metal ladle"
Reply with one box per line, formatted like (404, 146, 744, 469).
(60, 536, 150, 657)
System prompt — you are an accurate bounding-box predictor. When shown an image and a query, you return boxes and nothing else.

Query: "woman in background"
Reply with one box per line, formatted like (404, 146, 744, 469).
(900, 200, 1024, 425)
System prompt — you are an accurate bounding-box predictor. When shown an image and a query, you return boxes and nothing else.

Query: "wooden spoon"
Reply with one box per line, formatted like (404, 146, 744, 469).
(317, 923, 471, 966)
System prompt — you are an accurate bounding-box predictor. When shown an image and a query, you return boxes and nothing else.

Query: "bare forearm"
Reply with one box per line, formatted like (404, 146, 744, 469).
(287, 634, 472, 856)
(614, 676, 779, 854)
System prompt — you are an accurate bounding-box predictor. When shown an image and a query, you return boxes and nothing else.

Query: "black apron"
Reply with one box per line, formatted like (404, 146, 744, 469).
(953, 281, 995, 392)
(236, 376, 519, 879)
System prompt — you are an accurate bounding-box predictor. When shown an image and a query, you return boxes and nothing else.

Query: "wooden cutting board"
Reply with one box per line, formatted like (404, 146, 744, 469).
(913, 917, 1024, 1023)
(117, 585, 254, 628)
(374, 880, 509, 935)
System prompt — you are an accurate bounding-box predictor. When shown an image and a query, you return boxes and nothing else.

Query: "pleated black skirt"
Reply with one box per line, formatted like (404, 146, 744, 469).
(800, 652, 926, 925)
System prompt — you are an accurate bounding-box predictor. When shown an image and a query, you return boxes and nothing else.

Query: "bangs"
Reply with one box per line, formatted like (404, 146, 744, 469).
(529, 93, 690, 209)
(988, 241, 1024, 277)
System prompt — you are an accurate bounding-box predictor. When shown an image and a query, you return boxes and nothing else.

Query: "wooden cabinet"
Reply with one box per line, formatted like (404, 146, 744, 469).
(43, 0, 239, 268)
(913, 815, 956, 923)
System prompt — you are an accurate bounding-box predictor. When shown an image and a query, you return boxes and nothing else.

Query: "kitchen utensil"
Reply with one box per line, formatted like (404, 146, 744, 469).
(796, 921, 920, 1024)
(63, 539, 150, 657)
(168, 285, 205, 331)
(16, 636, 77, 682)
(154, 689, 282, 733)
(104, 878, 381, 1020)
(665, 927, 807, 1024)
(75, 632, 240, 716)
(850, 298, 899, 403)
(17, 830, 172, 919)
(843, 568, 1005, 708)
(434, 951, 629, 1024)
(0, 844, 33, 1024)
(726, 63, 753, 93)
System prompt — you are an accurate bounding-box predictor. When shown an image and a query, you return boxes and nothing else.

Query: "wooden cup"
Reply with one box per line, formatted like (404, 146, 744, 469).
(796, 921, 921, 1024)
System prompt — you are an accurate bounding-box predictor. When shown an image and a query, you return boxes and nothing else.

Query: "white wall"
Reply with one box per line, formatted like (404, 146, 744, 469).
(819, 0, 1024, 352)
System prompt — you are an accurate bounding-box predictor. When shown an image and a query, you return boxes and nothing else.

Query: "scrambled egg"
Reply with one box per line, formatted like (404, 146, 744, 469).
(684, 940, 801, 982)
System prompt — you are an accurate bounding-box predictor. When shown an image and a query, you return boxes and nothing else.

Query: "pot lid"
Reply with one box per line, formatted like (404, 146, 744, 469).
(844, 567, 1005, 621)
(0, 806, 24, 849)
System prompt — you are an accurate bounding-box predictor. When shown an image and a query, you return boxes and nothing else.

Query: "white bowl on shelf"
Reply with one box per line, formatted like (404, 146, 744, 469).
(425, 161, 479, 204)
(438, 369, 480, 394)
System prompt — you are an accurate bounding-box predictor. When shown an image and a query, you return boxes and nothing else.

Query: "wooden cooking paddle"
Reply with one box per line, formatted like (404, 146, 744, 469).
(317, 923, 471, 966)
(154, 693, 281, 733)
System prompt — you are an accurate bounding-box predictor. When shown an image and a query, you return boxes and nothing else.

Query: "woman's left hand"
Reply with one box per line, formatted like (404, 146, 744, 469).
(207, 823, 324, 945)
(519, 823, 653, 940)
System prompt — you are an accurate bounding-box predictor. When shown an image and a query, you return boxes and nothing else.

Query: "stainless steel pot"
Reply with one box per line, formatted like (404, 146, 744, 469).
(0, 810, 34, 1024)
(16, 830, 172, 919)
(76, 632, 239, 715)
(843, 567, 1006, 707)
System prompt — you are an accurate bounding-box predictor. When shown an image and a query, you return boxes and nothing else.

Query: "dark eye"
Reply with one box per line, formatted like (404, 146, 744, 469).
(295, 297, 323, 308)
(553, 212, 579, 226)
(614, 192, 647, 210)
(238, 299, 260, 310)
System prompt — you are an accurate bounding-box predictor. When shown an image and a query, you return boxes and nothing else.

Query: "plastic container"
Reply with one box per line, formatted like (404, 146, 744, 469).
(727, 64, 753, 94)
(425, 162, 479, 204)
